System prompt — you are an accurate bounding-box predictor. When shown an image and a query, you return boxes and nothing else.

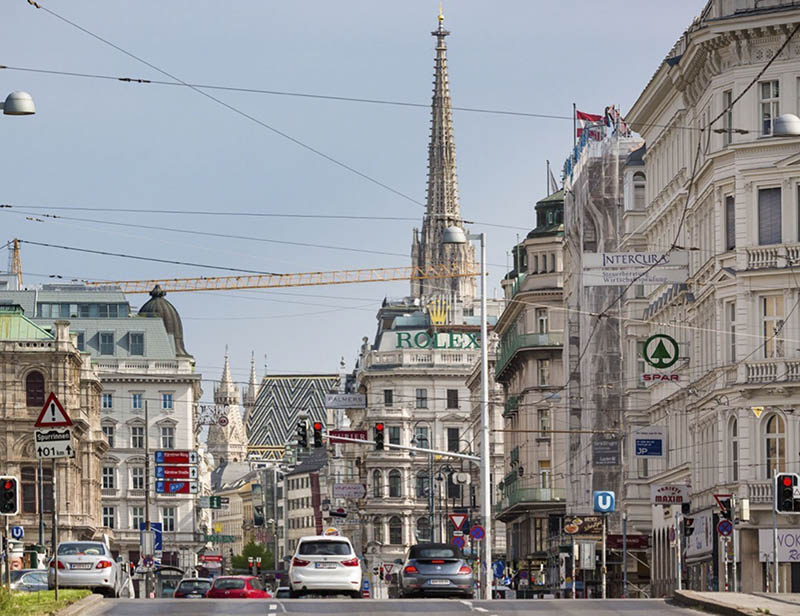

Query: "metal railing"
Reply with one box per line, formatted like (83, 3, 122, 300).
(495, 486, 566, 513)
(495, 332, 563, 377)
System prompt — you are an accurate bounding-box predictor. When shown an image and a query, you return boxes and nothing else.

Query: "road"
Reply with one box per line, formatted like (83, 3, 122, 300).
(90, 598, 700, 616)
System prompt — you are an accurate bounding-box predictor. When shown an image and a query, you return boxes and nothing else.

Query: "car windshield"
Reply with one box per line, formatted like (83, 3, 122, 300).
(410, 546, 459, 559)
(213, 578, 245, 590)
(10, 571, 28, 583)
(248, 578, 264, 590)
(58, 543, 106, 556)
(178, 580, 211, 592)
(298, 540, 352, 556)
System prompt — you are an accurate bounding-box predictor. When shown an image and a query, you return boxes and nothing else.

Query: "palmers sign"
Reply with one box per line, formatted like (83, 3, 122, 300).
(395, 331, 480, 349)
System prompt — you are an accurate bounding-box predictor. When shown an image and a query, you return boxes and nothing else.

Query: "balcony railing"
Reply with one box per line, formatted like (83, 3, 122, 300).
(495, 332, 563, 378)
(94, 359, 194, 375)
(745, 359, 800, 383)
(746, 481, 772, 505)
(365, 349, 476, 369)
(495, 486, 566, 514)
(746, 242, 800, 270)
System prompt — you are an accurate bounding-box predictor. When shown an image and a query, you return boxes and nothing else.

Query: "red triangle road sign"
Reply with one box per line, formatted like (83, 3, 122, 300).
(383, 564, 393, 574)
(35, 393, 73, 428)
(449, 513, 467, 531)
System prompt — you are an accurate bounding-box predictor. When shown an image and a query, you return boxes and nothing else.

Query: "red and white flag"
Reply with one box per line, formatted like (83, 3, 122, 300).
(576, 109, 604, 140)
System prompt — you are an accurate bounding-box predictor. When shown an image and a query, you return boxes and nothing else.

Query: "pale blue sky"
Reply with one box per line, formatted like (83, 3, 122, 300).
(1, 1, 705, 398)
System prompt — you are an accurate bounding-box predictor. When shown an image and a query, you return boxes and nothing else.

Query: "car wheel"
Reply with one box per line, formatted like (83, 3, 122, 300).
(350, 590, 361, 599)
(289, 589, 300, 599)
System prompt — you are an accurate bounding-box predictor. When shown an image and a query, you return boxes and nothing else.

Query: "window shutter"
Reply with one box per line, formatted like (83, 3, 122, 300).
(758, 188, 781, 245)
(725, 196, 736, 250)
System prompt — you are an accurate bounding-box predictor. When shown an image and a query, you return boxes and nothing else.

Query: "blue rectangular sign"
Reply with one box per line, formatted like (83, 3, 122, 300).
(139, 521, 162, 551)
(635, 438, 663, 457)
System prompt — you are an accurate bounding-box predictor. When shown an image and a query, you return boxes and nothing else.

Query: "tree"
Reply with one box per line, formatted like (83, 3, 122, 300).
(231, 540, 273, 570)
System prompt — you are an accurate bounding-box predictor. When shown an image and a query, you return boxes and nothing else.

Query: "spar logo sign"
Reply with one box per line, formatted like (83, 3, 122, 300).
(651, 484, 690, 505)
(641, 334, 681, 383)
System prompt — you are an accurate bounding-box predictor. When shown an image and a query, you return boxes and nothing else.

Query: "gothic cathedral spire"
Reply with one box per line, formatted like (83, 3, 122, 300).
(411, 9, 476, 302)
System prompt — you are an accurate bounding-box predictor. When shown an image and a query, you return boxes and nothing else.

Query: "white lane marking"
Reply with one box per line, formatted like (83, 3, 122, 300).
(269, 604, 277, 610)
(474, 608, 489, 613)
(458, 600, 473, 608)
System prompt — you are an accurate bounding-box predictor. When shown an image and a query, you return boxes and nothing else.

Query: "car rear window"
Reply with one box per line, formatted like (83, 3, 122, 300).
(410, 546, 459, 559)
(58, 543, 106, 556)
(178, 580, 211, 592)
(213, 578, 245, 590)
(298, 540, 352, 556)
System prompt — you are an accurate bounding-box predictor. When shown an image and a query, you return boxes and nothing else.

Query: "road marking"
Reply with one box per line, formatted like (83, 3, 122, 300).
(474, 609, 488, 613)
(458, 600, 473, 608)
(269, 604, 277, 610)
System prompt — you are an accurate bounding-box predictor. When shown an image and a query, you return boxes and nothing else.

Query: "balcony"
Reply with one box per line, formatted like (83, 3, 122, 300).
(365, 349, 476, 370)
(495, 485, 566, 519)
(746, 481, 772, 505)
(94, 358, 195, 375)
(495, 332, 563, 379)
(746, 242, 800, 271)
(744, 359, 800, 383)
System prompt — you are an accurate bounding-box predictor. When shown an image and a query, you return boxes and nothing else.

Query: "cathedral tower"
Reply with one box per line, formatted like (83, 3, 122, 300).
(207, 348, 248, 464)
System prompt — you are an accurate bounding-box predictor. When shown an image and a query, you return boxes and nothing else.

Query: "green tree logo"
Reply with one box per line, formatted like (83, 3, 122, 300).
(644, 334, 678, 369)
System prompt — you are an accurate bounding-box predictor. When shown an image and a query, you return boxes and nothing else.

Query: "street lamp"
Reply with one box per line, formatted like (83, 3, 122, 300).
(774, 113, 800, 137)
(442, 226, 491, 601)
(1, 91, 36, 116)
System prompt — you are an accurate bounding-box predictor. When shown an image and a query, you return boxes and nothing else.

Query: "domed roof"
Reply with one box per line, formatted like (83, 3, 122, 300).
(138, 285, 189, 357)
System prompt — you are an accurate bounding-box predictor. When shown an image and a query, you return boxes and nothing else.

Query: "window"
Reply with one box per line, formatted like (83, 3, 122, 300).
(725, 195, 736, 251)
(162, 506, 176, 532)
(415, 388, 428, 409)
(447, 427, 459, 452)
(388, 426, 401, 446)
(129, 333, 144, 356)
(25, 371, 45, 407)
(722, 90, 733, 146)
(102, 466, 115, 490)
(537, 359, 551, 386)
(383, 389, 393, 407)
(538, 409, 551, 433)
(760, 80, 780, 136)
(636, 340, 647, 386)
(765, 414, 786, 478)
(131, 393, 143, 410)
(415, 426, 430, 449)
(102, 506, 115, 529)
(102, 393, 113, 410)
(161, 393, 174, 410)
(539, 460, 551, 488)
(131, 506, 144, 530)
(730, 417, 739, 483)
(446, 389, 459, 409)
(536, 308, 549, 334)
(131, 425, 145, 449)
(102, 425, 115, 448)
(373, 518, 384, 543)
(99, 332, 115, 355)
(161, 426, 175, 449)
(416, 517, 431, 542)
(76, 332, 85, 352)
(726, 302, 736, 362)
(131, 467, 145, 490)
(388, 470, 402, 498)
(761, 296, 785, 358)
(758, 187, 782, 245)
(372, 470, 382, 498)
(388, 516, 403, 545)
(416, 471, 430, 498)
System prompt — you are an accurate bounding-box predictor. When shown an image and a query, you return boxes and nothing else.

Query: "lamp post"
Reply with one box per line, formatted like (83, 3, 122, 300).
(443, 226, 491, 600)
(410, 420, 435, 542)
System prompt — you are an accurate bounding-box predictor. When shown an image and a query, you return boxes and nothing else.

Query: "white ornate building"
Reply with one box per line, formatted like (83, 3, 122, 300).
(207, 350, 249, 465)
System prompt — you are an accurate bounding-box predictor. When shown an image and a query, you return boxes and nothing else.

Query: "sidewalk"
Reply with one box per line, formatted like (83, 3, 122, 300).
(674, 590, 800, 616)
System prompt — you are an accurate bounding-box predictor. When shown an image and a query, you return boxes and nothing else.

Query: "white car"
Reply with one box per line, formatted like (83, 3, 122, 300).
(288, 535, 362, 598)
(48, 541, 121, 598)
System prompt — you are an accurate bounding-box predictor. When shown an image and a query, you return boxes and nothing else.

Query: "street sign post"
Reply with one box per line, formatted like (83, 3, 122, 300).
(717, 519, 733, 537)
(154, 450, 198, 465)
(449, 513, 467, 531)
(470, 525, 485, 540)
(155, 465, 198, 480)
(452, 535, 466, 549)
(34, 393, 73, 429)
(155, 480, 198, 494)
(34, 429, 74, 459)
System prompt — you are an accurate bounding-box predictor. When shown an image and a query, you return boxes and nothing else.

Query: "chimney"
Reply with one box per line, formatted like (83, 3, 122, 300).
(53, 320, 71, 342)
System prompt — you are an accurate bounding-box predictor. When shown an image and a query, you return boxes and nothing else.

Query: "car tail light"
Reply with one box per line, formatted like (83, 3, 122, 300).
(173, 591, 185, 598)
(404, 565, 418, 574)
(340, 557, 359, 567)
(292, 557, 310, 567)
(458, 565, 472, 575)
(50, 560, 66, 569)
(96, 560, 113, 569)
(431, 560, 445, 564)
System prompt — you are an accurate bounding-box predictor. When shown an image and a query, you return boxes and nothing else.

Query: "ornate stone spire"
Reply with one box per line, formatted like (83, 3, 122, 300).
(207, 347, 248, 464)
(215, 346, 240, 406)
(242, 351, 259, 424)
(411, 9, 475, 302)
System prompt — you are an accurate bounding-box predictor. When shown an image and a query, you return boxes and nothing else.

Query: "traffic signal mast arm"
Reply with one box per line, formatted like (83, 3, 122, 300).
(322, 432, 479, 461)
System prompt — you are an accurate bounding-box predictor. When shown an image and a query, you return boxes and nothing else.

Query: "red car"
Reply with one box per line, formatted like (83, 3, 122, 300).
(205, 576, 272, 599)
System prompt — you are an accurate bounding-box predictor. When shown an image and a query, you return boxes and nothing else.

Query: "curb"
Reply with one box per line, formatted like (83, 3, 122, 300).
(673, 590, 759, 616)
(55, 593, 105, 616)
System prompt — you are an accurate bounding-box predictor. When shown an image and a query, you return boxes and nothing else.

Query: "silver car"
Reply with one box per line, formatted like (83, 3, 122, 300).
(10, 569, 49, 592)
(398, 543, 474, 598)
(48, 541, 121, 597)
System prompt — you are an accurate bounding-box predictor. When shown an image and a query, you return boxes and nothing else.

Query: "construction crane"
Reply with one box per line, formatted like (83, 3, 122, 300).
(84, 263, 479, 294)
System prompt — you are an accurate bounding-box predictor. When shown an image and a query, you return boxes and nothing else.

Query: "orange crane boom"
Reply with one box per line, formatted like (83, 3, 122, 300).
(85, 263, 479, 294)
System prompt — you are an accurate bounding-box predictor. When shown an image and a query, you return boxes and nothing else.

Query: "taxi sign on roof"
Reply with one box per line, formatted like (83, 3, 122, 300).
(34, 393, 73, 428)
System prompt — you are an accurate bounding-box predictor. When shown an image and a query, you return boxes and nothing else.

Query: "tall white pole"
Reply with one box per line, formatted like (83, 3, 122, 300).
(479, 233, 492, 601)
(601, 513, 607, 599)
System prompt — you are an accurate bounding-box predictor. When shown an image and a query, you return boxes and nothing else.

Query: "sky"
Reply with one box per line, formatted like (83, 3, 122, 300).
(1, 1, 706, 400)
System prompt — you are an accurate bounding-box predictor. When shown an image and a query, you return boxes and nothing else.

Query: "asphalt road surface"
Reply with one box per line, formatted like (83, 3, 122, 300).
(91, 598, 700, 616)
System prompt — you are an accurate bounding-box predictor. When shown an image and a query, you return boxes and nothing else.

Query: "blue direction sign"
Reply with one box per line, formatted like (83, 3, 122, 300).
(140, 522, 163, 551)
(470, 525, 485, 540)
(452, 535, 466, 549)
(594, 490, 616, 513)
(11, 526, 24, 540)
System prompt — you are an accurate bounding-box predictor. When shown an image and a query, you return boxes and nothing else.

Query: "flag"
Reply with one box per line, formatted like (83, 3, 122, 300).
(604, 105, 631, 137)
(576, 109, 604, 140)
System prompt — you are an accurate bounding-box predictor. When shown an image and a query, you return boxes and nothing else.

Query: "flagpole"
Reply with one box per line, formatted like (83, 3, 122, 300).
(546, 160, 550, 196)
(573, 103, 577, 148)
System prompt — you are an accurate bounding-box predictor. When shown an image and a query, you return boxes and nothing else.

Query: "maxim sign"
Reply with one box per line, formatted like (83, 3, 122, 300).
(650, 484, 690, 505)
(395, 331, 480, 349)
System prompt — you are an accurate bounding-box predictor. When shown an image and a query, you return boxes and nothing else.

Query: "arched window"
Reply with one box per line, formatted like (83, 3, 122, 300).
(373, 517, 384, 543)
(389, 516, 403, 545)
(416, 517, 431, 542)
(729, 417, 739, 482)
(415, 471, 430, 499)
(25, 371, 45, 407)
(765, 414, 786, 478)
(388, 470, 402, 498)
(372, 470, 383, 498)
(633, 172, 646, 210)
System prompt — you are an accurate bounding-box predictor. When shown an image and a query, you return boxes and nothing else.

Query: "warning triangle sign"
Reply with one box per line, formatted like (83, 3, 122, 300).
(449, 513, 467, 531)
(35, 393, 73, 428)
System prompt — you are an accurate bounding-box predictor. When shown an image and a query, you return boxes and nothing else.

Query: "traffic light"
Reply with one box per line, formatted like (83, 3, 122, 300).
(0, 476, 19, 516)
(313, 421, 323, 448)
(775, 473, 800, 513)
(683, 517, 695, 537)
(297, 421, 308, 449)
(374, 423, 385, 451)
(718, 497, 732, 521)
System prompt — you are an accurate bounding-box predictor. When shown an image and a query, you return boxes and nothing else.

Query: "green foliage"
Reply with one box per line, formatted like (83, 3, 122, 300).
(231, 540, 273, 570)
(0, 588, 90, 616)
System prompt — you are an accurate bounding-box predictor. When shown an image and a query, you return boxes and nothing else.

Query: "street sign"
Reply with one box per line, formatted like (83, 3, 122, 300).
(452, 535, 466, 549)
(34, 429, 74, 459)
(383, 564, 394, 574)
(643, 334, 679, 369)
(11, 526, 24, 540)
(633, 426, 667, 458)
(470, 525, 485, 540)
(717, 519, 733, 537)
(34, 393, 73, 428)
(449, 513, 467, 531)
(324, 393, 366, 409)
(453, 530, 464, 537)
(155, 480, 198, 494)
(714, 493, 733, 512)
(332, 483, 367, 499)
(154, 450, 198, 465)
(155, 465, 198, 480)
(140, 522, 162, 551)
(197, 496, 210, 508)
(593, 490, 616, 513)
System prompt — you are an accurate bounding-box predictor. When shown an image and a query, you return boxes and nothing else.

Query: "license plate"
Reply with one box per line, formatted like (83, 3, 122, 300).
(315, 562, 336, 569)
(70, 563, 92, 570)
(429, 579, 450, 585)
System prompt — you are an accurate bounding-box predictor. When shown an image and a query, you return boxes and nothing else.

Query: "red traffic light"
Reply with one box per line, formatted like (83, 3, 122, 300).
(313, 421, 322, 431)
(783, 476, 793, 487)
(2, 480, 12, 490)
(375, 423, 384, 431)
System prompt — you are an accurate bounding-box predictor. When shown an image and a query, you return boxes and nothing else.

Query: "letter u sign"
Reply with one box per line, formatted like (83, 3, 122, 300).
(593, 490, 616, 513)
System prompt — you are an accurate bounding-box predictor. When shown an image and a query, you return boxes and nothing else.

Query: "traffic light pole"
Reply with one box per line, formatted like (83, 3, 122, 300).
(772, 470, 779, 594)
(4, 516, 10, 591)
(53, 458, 58, 600)
(731, 496, 737, 593)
